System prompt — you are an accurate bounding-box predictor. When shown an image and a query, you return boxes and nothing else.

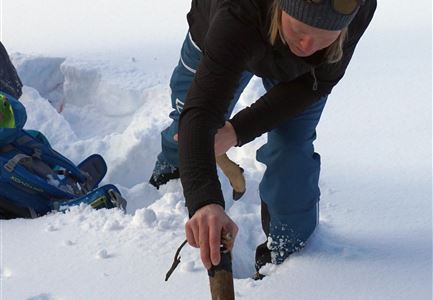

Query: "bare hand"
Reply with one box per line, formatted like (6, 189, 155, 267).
(185, 204, 238, 269)
(173, 121, 238, 156)
(214, 121, 238, 156)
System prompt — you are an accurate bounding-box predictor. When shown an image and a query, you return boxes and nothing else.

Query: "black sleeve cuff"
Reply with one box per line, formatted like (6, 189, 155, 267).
(187, 199, 225, 218)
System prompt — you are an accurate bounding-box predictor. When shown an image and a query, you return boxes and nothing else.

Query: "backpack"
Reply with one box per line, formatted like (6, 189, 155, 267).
(0, 91, 127, 219)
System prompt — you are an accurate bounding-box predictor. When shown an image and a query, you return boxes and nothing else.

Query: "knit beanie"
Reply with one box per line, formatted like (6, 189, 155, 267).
(278, 0, 359, 30)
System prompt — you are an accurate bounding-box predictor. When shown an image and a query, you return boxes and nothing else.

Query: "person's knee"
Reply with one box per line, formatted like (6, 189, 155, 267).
(258, 142, 321, 212)
(257, 142, 318, 175)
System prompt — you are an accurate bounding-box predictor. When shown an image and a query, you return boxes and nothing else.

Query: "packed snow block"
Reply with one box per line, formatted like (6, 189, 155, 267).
(11, 54, 66, 110)
(61, 63, 101, 107)
(61, 61, 142, 116)
(14, 54, 159, 117)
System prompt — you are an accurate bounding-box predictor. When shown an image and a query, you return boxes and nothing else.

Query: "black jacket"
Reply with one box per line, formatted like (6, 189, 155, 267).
(178, 0, 376, 215)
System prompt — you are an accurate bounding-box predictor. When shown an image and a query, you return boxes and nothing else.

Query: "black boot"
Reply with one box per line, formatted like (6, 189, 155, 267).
(252, 199, 272, 280)
(149, 159, 180, 189)
(253, 241, 272, 280)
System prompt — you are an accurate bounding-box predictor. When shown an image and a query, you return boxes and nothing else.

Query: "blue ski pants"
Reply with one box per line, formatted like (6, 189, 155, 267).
(159, 32, 327, 264)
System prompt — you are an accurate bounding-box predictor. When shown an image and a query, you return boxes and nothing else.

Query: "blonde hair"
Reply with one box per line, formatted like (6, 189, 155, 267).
(268, 1, 348, 64)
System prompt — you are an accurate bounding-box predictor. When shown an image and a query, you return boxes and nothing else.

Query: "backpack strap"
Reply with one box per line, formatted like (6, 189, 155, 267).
(3, 153, 32, 172)
(12, 131, 87, 183)
(3, 151, 79, 192)
(2, 154, 79, 198)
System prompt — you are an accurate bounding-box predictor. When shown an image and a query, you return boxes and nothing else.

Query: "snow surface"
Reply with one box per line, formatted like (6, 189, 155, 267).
(1, 1, 432, 299)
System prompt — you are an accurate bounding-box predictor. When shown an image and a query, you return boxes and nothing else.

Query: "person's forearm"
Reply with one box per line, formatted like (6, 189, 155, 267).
(230, 77, 325, 146)
(178, 103, 226, 216)
(178, 53, 245, 216)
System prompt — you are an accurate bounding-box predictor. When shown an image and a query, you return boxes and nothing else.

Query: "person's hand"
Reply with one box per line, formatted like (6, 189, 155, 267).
(185, 204, 238, 269)
(214, 121, 238, 156)
(173, 121, 238, 156)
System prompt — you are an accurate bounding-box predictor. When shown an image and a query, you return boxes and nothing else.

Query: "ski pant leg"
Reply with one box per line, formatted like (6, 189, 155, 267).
(159, 32, 253, 167)
(255, 78, 328, 266)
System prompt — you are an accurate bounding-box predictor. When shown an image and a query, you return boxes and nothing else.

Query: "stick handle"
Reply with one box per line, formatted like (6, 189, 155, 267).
(216, 154, 245, 200)
(208, 250, 235, 300)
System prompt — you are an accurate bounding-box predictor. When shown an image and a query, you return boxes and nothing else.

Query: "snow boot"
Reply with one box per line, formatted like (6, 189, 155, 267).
(253, 241, 272, 280)
(149, 154, 179, 189)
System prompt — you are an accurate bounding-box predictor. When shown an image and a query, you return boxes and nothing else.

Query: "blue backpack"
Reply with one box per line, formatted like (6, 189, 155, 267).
(0, 91, 127, 219)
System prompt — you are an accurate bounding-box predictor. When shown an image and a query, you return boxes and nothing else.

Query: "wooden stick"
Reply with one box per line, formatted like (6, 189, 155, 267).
(216, 154, 246, 200)
(208, 249, 235, 300)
